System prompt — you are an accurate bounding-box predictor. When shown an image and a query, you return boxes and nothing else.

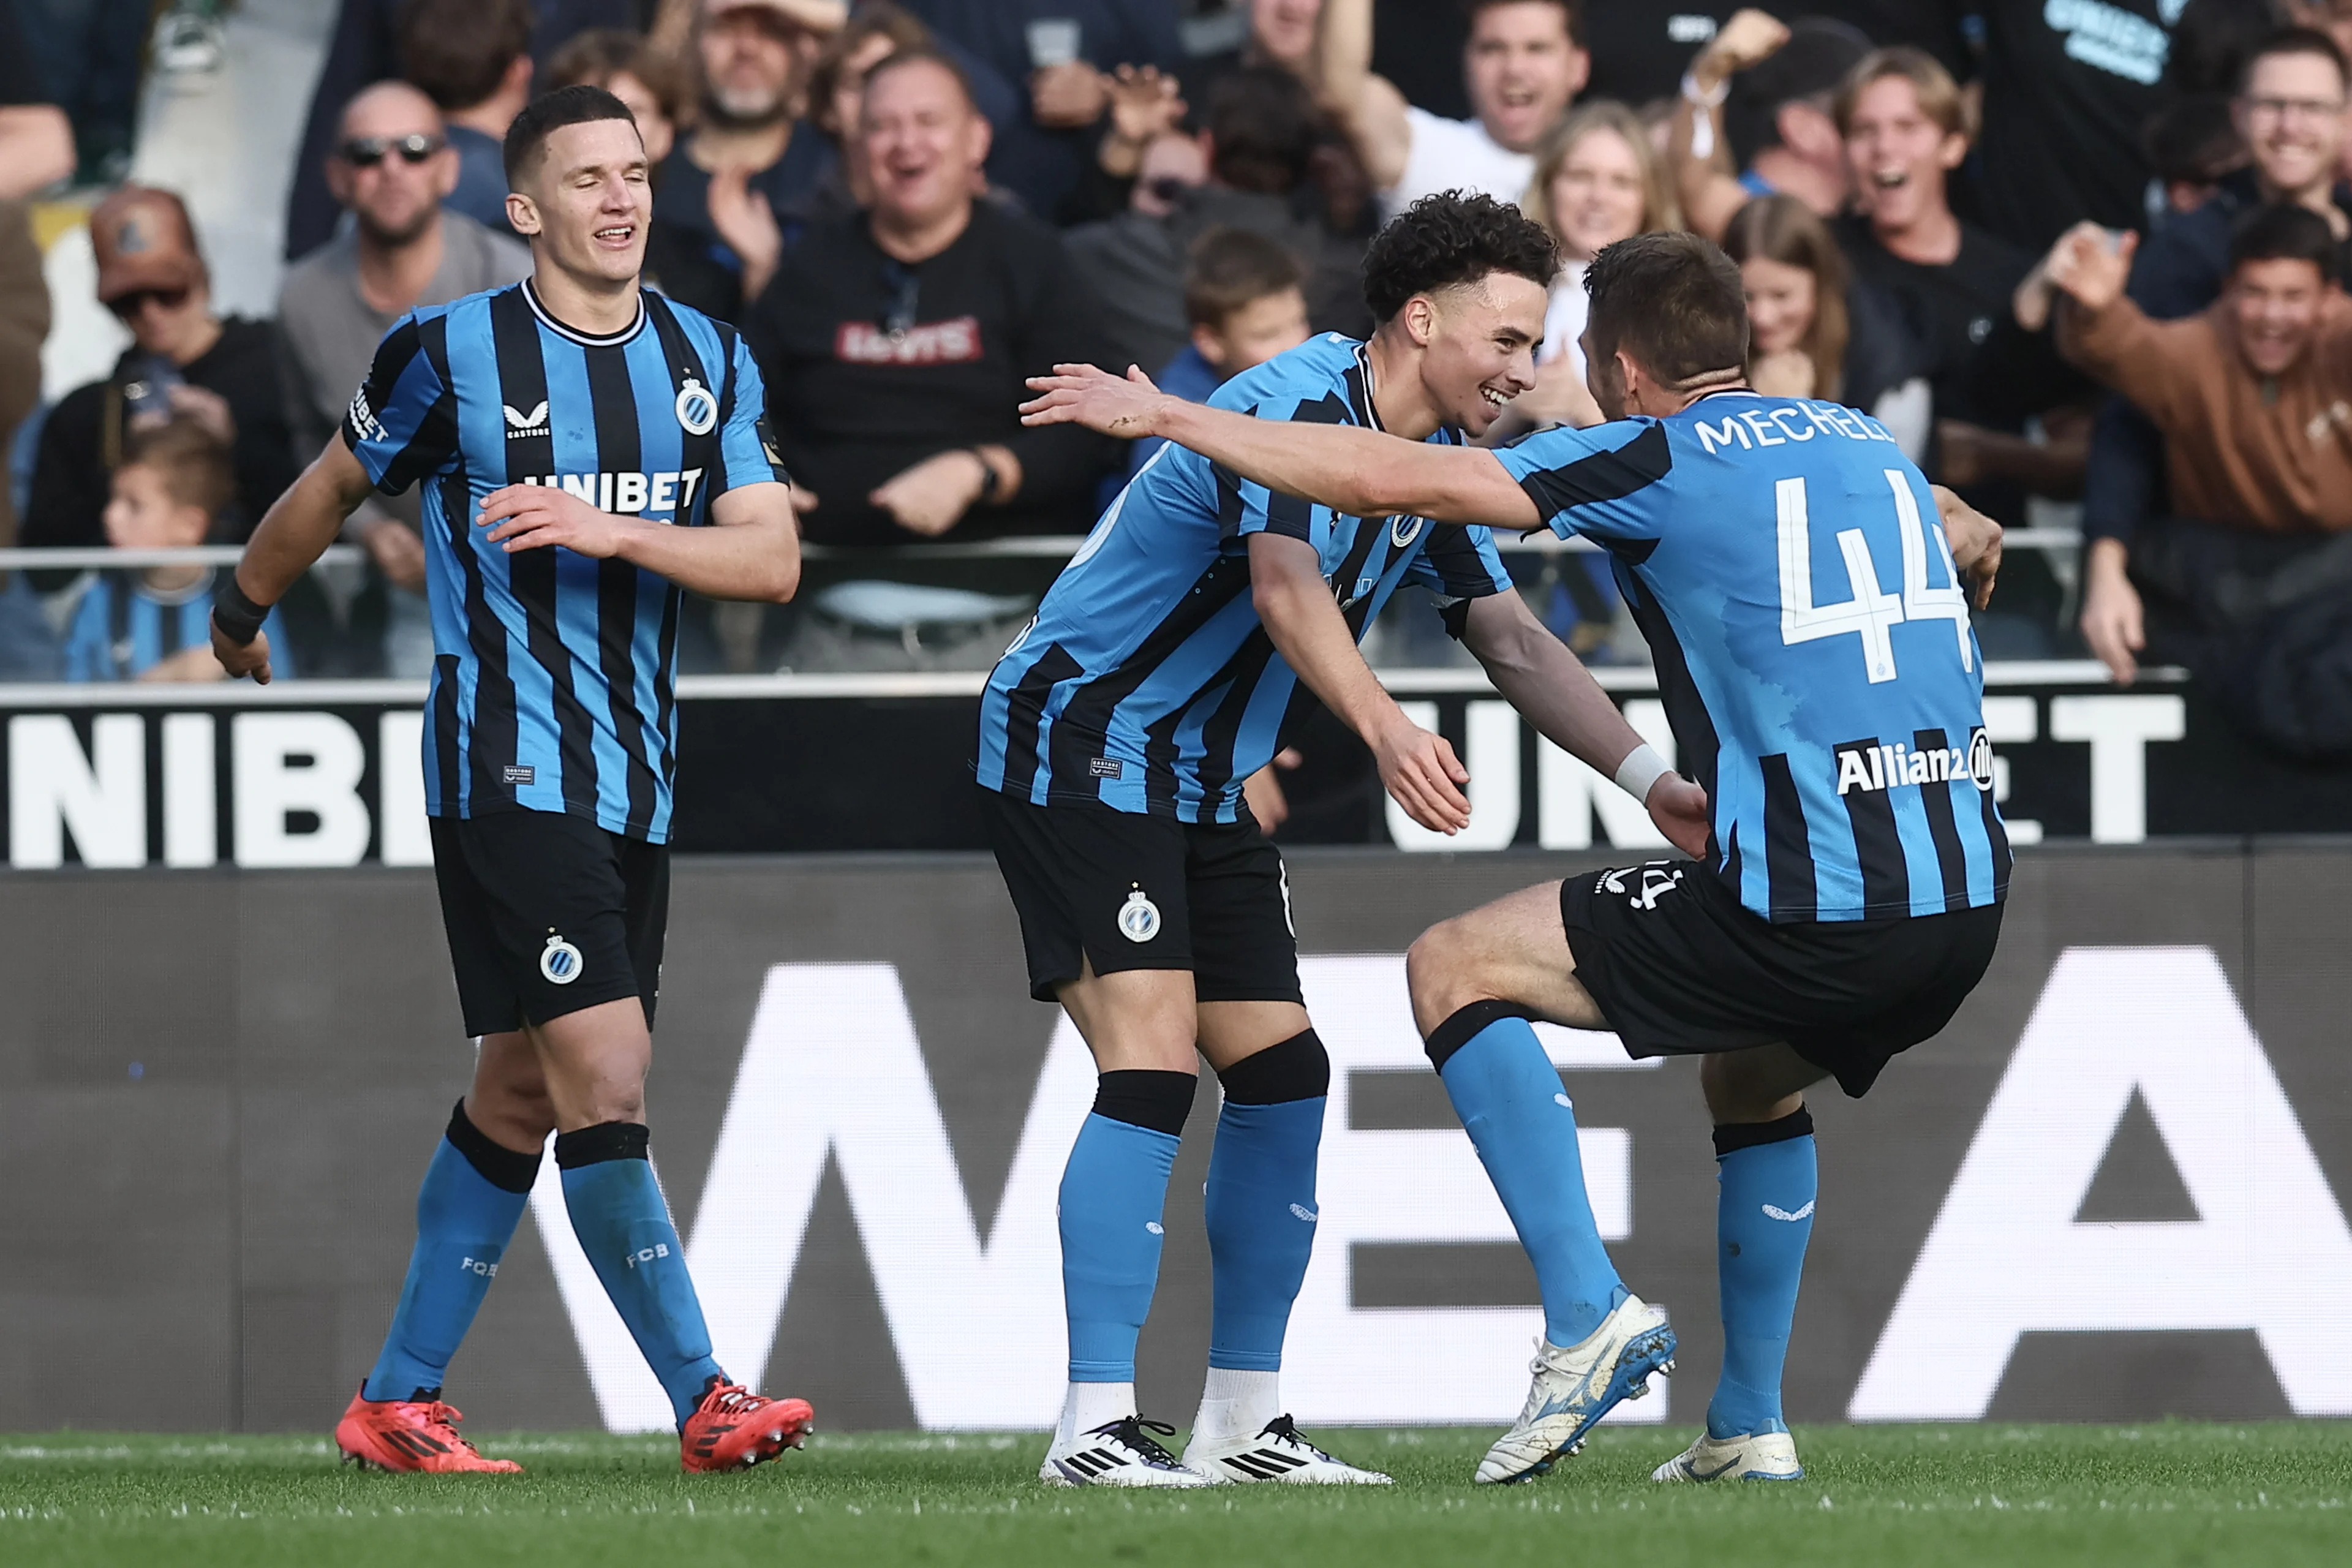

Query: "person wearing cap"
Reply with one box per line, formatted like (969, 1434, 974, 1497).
(23, 186, 301, 587)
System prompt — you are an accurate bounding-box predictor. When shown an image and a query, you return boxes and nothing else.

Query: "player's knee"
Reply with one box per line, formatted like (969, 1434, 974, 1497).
(1700, 1051, 1806, 1125)
(1406, 917, 1488, 1034)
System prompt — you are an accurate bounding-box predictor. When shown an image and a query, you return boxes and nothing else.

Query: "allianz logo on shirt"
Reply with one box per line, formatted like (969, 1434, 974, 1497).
(1836, 731, 1996, 797)
(513, 469, 707, 516)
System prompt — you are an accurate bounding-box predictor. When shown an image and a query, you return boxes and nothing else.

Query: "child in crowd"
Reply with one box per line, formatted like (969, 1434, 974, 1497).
(1121, 227, 1311, 480)
(63, 417, 294, 682)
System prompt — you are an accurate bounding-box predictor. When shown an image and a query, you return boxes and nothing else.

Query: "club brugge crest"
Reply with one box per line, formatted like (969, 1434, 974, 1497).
(1117, 888, 1161, 944)
(541, 933, 585, 985)
(1389, 516, 1425, 549)
(675, 375, 719, 436)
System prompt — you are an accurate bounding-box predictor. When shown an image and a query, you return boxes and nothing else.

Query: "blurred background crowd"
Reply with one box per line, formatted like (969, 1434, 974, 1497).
(2, 0, 2350, 748)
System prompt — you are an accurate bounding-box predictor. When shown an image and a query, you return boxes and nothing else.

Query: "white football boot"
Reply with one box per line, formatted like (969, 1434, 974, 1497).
(1653, 1430, 1804, 1483)
(1039, 1417, 1217, 1488)
(1184, 1415, 1393, 1485)
(1474, 1294, 1678, 1485)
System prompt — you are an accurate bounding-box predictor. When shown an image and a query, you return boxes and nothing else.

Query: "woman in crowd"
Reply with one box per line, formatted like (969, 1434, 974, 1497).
(1721, 192, 1931, 460)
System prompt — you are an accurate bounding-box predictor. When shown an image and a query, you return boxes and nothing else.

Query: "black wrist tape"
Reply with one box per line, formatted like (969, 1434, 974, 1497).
(211, 576, 270, 646)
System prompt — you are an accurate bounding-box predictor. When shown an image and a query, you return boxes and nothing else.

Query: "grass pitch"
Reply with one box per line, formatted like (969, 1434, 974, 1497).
(2, 1424, 2346, 1567)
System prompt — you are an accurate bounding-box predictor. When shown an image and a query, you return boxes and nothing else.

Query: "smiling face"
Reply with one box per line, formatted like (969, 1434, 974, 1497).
(1546, 125, 1646, 260)
(861, 58, 991, 235)
(2229, 255, 2329, 377)
(2239, 50, 2349, 202)
(1410, 271, 1547, 437)
(1742, 254, 1819, 356)
(511, 118, 652, 285)
(700, 5, 811, 126)
(1466, 2, 1589, 155)
(1843, 74, 1965, 236)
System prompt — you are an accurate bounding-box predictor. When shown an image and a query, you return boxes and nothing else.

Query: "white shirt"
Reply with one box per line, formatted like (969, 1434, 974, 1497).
(1539, 260, 1590, 377)
(1384, 105, 1534, 217)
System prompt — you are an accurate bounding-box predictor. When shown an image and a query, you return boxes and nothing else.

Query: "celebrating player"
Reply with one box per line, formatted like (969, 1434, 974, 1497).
(1022, 229, 2007, 1487)
(977, 192, 1708, 1488)
(213, 86, 812, 1475)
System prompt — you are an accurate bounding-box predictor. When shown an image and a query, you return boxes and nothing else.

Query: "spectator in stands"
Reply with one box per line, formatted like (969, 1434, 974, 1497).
(1317, 0, 1587, 217)
(2146, 91, 2250, 218)
(0, 1, 75, 197)
(396, 0, 537, 236)
(1120, 226, 1311, 480)
(899, 0, 1182, 221)
(1723, 192, 1931, 458)
(276, 82, 531, 677)
(2045, 207, 2352, 685)
(12, 0, 143, 186)
(25, 187, 300, 575)
(805, 2, 936, 211)
(545, 27, 690, 169)
(1668, 10, 1868, 241)
(1066, 66, 1366, 382)
(1497, 100, 1681, 434)
(747, 47, 1112, 545)
(647, 0, 843, 326)
(1178, 0, 1324, 105)
(62, 418, 294, 682)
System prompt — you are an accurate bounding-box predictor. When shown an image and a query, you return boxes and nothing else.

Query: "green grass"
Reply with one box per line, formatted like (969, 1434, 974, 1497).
(2, 1425, 2346, 1567)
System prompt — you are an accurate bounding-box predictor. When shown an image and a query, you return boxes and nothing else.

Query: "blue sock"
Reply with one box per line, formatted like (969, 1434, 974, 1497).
(1205, 1032, 1330, 1371)
(1430, 1007, 1625, 1346)
(1709, 1112, 1817, 1438)
(1060, 1071, 1192, 1382)
(363, 1103, 538, 1401)
(556, 1123, 724, 1428)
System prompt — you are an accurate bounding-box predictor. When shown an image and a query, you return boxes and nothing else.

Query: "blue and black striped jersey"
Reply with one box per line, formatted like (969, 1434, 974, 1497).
(1495, 390, 2010, 924)
(976, 334, 1514, 823)
(62, 570, 296, 682)
(342, 280, 784, 842)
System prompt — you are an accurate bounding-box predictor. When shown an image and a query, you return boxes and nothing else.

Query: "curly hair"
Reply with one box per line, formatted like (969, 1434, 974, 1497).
(1362, 190, 1560, 325)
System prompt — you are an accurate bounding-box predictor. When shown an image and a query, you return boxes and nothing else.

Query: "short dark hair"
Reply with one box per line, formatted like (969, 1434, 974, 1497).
(544, 28, 688, 123)
(810, 2, 931, 135)
(1461, 0, 1583, 48)
(1362, 190, 1559, 324)
(2228, 201, 2341, 284)
(1205, 66, 1321, 195)
(503, 83, 639, 187)
(1727, 18, 1870, 162)
(862, 44, 979, 113)
(124, 416, 235, 519)
(2241, 24, 2350, 94)
(1583, 230, 1749, 385)
(396, 0, 533, 113)
(1185, 228, 1306, 330)
(2145, 92, 2245, 188)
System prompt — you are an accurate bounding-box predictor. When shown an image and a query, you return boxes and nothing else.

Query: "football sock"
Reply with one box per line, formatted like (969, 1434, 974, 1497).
(1060, 1069, 1191, 1384)
(1427, 1003, 1626, 1348)
(1203, 1031, 1329, 1377)
(362, 1101, 537, 1403)
(1055, 1379, 1138, 1446)
(555, 1122, 725, 1429)
(1709, 1110, 1817, 1439)
(1194, 1366, 1281, 1446)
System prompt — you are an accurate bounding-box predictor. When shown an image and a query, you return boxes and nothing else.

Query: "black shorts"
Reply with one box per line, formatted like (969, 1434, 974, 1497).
(430, 811, 669, 1037)
(980, 787, 1302, 1005)
(1561, 861, 2003, 1098)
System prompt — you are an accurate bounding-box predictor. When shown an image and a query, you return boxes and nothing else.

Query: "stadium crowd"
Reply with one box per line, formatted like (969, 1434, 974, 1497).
(2, 0, 2350, 742)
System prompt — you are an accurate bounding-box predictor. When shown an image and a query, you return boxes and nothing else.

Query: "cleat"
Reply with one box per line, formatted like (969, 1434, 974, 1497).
(1474, 1294, 1678, 1485)
(1653, 1429, 1804, 1483)
(679, 1379, 814, 1472)
(1183, 1415, 1392, 1485)
(1040, 1416, 1217, 1488)
(333, 1385, 523, 1474)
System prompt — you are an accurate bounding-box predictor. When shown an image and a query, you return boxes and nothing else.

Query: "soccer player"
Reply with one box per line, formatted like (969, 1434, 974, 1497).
(1022, 229, 2008, 1487)
(211, 85, 812, 1475)
(976, 192, 1710, 1488)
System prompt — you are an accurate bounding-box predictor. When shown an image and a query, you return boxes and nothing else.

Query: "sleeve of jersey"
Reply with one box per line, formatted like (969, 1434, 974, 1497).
(1490, 420, 1674, 545)
(1403, 522, 1515, 640)
(710, 334, 791, 500)
(339, 315, 457, 496)
(1221, 390, 1351, 543)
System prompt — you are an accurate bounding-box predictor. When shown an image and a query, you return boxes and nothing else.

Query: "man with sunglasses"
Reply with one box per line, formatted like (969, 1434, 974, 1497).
(23, 186, 300, 591)
(279, 81, 532, 676)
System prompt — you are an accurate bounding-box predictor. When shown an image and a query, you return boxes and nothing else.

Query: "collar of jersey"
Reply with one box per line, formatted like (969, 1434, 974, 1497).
(1350, 342, 1387, 432)
(522, 279, 647, 348)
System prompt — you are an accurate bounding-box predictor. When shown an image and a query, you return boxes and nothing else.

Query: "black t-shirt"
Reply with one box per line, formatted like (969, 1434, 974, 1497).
(1973, 0, 2178, 250)
(645, 130, 842, 328)
(1833, 213, 2037, 427)
(745, 201, 1116, 546)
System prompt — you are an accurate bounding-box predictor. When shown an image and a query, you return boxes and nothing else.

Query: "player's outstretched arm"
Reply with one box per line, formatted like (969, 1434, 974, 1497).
(213, 436, 379, 685)
(1460, 592, 1711, 857)
(1250, 532, 1472, 835)
(1930, 484, 2003, 610)
(475, 480, 801, 603)
(1022, 364, 1542, 529)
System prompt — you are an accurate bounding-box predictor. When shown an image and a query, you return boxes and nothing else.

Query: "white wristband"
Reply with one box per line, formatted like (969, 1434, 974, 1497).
(1681, 70, 1729, 108)
(1613, 742, 1672, 803)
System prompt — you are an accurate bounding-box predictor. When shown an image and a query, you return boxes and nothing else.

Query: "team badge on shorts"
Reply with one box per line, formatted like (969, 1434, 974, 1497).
(541, 932, 586, 985)
(1117, 888, 1162, 944)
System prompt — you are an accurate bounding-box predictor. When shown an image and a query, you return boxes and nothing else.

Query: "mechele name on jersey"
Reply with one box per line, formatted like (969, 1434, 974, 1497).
(512, 468, 706, 516)
(1836, 731, 1996, 797)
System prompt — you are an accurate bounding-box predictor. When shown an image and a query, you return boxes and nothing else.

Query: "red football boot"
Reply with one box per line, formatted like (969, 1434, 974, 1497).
(335, 1386, 524, 1474)
(679, 1380, 815, 1472)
